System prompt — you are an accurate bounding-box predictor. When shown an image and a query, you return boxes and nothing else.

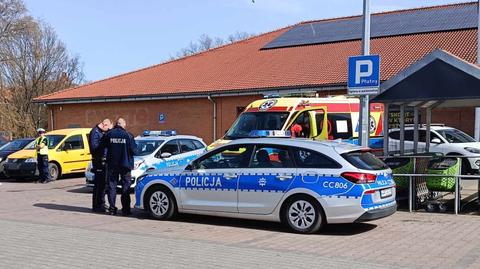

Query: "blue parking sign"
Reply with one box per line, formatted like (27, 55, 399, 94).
(347, 55, 380, 95)
(159, 113, 166, 123)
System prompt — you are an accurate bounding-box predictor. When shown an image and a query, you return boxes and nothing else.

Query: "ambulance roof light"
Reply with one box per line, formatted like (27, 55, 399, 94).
(248, 130, 291, 138)
(143, 130, 177, 137)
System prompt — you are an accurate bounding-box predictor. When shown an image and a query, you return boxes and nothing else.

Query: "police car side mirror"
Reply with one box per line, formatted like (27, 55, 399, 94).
(431, 138, 442, 144)
(160, 152, 172, 158)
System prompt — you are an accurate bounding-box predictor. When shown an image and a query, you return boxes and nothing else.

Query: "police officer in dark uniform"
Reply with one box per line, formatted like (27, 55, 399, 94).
(88, 118, 112, 213)
(101, 118, 137, 216)
(35, 128, 50, 183)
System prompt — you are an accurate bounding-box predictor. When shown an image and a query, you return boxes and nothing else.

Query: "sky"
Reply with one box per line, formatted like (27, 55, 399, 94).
(23, 0, 473, 82)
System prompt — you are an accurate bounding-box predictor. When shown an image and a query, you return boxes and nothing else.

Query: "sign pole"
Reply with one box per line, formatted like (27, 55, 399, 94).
(359, 0, 371, 147)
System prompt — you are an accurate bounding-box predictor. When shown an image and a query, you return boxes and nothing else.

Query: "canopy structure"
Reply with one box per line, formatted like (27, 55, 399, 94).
(373, 49, 480, 155)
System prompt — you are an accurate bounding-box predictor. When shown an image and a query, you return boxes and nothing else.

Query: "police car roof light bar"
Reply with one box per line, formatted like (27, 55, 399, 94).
(248, 130, 291, 138)
(143, 130, 177, 137)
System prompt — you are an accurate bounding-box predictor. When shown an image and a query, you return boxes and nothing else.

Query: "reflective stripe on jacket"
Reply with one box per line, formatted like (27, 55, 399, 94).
(36, 137, 49, 156)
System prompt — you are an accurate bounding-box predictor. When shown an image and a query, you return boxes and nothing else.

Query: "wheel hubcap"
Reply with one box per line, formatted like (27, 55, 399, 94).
(288, 200, 316, 229)
(150, 191, 169, 216)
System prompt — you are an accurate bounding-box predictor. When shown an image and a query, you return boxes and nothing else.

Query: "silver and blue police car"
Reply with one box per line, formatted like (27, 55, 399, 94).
(135, 131, 396, 234)
(86, 130, 206, 188)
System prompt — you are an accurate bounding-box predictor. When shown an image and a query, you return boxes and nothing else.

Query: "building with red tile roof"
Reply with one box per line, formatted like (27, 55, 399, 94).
(35, 2, 480, 143)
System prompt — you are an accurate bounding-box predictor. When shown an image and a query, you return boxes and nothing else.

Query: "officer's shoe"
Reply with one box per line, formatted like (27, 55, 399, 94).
(108, 207, 118, 216)
(122, 209, 132, 216)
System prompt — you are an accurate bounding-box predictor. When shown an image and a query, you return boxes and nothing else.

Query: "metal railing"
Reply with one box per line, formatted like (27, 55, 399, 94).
(381, 155, 480, 215)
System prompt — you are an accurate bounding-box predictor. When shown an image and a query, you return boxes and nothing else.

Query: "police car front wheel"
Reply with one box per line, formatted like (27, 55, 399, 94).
(146, 186, 177, 220)
(283, 196, 324, 234)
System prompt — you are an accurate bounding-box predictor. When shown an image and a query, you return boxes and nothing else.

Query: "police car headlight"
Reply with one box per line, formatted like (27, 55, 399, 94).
(465, 147, 480, 154)
(24, 158, 37, 163)
(134, 160, 144, 170)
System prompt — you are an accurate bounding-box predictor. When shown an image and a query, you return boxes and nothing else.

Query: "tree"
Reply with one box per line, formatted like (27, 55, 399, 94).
(0, 0, 83, 137)
(171, 31, 254, 59)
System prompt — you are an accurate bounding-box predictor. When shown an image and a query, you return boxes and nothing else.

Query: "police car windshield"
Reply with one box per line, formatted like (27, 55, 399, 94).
(437, 129, 476, 143)
(225, 112, 290, 139)
(26, 135, 65, 150)
(135, 140, 164, 156)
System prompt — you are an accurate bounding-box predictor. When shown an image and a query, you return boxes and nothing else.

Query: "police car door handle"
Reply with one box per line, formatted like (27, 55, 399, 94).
(224, 173, 237, 180)
(276, 174, 293, 181)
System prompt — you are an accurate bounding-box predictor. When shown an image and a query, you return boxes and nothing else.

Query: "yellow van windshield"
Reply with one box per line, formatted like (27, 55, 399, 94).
(225, 112, 290, 139)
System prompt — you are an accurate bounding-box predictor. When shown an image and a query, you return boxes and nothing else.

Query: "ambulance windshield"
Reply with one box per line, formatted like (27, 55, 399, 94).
(225, 112, 290, 139)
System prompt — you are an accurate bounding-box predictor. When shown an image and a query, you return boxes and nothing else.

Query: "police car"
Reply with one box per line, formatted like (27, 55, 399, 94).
(135, 131, 396, 234)
(86, 130, 206, 188)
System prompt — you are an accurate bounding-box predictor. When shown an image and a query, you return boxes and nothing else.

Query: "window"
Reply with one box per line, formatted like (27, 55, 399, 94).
(160, 140, 179, 155)
(389, 131, 400, 140)
(195, 145, 252, 169)
(342, 151, 388, 170)
(225, 112, 290, 139)
(192, 140, 205, 150)
(63, 135, 84, 150)
(135, 140, 163, 156)
(292, 147, 341, 169)
(249, 145, 294, 168)
(437, 129, 475, 143)
(323, 113, 352, 140)
(179, 139, 196, 153)
(291, 111, 311, 138)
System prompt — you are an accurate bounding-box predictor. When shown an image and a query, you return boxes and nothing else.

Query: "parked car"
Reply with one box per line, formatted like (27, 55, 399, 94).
(5, 128, 92, 181)
(0, 138, 34, 177)
(389, 125, 480, 173)
(86, 130, 206, 188)
(135, 132, 396, 234)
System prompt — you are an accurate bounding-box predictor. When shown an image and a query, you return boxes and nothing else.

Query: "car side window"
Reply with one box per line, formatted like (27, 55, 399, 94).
(194, 145, 252, 169)
(192, 140, 205, 150)
(160, 140, 180, 156)
(292, 147, 341, 169)
(389, 131, 400, 140)
(249, 145, 294, 168)
(63, 135, 84, 150)
(179, 139, 196, 153)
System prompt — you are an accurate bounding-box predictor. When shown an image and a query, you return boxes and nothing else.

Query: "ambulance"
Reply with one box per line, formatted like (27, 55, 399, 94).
(209, 96, 384, 150)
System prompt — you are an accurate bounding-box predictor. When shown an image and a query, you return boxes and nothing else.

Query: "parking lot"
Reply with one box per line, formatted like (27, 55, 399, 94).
(0, 177, 478, 269)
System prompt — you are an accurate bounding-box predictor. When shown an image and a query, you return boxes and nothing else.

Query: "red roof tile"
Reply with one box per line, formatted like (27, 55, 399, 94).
(36, 2, 478, 102)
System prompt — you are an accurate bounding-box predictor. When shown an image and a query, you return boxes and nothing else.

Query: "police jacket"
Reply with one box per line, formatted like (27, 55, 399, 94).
(100, 126, 137, 170)
(89, 125, 105, 162)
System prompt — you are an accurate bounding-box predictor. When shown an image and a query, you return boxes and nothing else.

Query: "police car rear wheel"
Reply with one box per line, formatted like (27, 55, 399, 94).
(146, 187, 176, 220)
(284, 197, 323, 234)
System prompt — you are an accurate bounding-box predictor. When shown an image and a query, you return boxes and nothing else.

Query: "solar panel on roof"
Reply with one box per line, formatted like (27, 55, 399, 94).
(263, 4, 477, 49)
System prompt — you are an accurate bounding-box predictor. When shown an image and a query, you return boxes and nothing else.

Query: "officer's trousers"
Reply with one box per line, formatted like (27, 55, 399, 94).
(37, 155, 49, 182)
(106, 166, 132, 212)
(92, 160, 106, 211)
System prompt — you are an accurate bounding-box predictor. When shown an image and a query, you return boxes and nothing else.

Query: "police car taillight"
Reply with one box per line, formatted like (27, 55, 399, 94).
(341, 172, 376, 184)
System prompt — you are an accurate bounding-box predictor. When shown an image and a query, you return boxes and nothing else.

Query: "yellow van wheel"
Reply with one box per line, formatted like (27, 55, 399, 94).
(48, 163, 60, 181)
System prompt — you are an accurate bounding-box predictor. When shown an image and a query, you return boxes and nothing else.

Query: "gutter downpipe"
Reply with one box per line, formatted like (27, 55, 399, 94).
(475, 1, 480, 141)
(208, 96, 217, 142)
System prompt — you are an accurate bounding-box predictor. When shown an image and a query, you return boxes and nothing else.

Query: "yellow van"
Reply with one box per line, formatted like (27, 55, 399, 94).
(5, 128, 92, 181)
(209, 96, 384, 149)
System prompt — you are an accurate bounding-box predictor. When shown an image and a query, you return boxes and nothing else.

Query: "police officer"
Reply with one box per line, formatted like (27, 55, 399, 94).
(101, 118, 137, 216)
(89, 118, 112, 213)
(35, 128, 50, 183)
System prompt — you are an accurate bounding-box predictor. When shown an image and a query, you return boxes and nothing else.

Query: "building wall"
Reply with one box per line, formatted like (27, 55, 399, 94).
(49, 95, 261, 144)
(431, 107, 475, 136)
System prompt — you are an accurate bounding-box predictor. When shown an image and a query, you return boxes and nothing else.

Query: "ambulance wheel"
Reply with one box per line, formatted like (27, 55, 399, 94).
(438, 203, 448, 213)
(283, 195, 324, 234)
(146, 185, 177, 220)
(426, 203, 436, 213)
(48, 162, 60, 181)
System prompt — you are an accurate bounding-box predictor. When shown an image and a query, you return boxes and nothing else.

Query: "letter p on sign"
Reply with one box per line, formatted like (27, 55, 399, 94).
(347, 55, 380, 95)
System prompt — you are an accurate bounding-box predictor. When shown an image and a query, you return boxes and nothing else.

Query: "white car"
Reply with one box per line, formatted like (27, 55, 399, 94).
(86, 131, 206, 188)
(135, 133, 396, 234)
(388, 126, 480, 173)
